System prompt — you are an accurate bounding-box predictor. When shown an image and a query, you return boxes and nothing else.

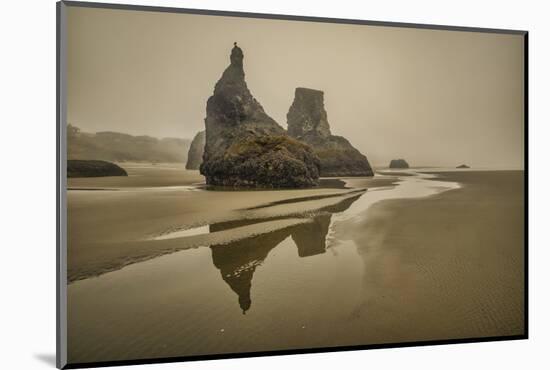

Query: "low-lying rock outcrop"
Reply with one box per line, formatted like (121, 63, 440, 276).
(286, 87, 373, 177)
(67, 160, 127, 178)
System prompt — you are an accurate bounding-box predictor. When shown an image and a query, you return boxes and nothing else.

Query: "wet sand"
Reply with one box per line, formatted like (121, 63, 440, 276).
(67, 162, 205, 189)
(344, 170, 525, 342)
(66, 167, 525, 364)
(67, 164, 396, 282)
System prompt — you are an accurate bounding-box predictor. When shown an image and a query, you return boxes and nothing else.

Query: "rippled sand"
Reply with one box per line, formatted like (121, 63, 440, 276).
(66, 165, 525, 365)
(336, 170, 524, 342)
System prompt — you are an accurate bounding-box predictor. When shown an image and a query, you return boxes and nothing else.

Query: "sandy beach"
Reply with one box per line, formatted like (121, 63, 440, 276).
(67, 165, 525, 364)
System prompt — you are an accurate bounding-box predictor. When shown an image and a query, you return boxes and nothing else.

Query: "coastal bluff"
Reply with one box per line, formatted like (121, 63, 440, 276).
(287, 88, 373, 177)
(200, 44, 320, 188)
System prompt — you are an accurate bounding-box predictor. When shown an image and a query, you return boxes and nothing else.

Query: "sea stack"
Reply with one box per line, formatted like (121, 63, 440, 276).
(389, 159, 409, 169)
(287, 88, 373, 177)
(185, 130, 205, 170)
(200, 44, 320, 187)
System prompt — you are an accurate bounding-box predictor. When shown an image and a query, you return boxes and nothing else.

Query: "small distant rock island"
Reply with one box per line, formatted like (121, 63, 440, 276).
(67, 160, 128, 178)
(389, 159, 409, 169)
(185, 130, 205, 170)
(456, 164, 470, 168)
(200, 43, 320, 188)
(287, 88, 374, 177)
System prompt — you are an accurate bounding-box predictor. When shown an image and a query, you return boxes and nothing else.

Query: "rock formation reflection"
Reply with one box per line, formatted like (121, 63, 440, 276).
(292, 215, 331, 257)
(210, 227, 291, 314)
(209, 193, 363, 313)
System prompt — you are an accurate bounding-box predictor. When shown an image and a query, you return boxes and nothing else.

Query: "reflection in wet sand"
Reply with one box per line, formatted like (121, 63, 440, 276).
(292, 215, 331, 258)
(209, 194, 361, 313)
(211, 228, 289, 314)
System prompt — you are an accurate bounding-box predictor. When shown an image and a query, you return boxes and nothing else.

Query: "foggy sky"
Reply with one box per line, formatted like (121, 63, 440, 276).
(67, 6, 524, 168)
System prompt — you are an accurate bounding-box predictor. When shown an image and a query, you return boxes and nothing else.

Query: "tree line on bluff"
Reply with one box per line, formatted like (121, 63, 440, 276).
(67, 124, 191, 164)
(66, 124, 193, 178)
(187, 43, 374, 187)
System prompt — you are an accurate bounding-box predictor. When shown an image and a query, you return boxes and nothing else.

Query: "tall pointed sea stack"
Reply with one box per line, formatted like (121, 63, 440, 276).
(287, 88, 374, 177)
(200, 44, 320, 187)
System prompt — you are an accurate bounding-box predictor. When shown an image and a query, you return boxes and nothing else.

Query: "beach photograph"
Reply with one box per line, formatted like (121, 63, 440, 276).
(63, 5, 525, 366)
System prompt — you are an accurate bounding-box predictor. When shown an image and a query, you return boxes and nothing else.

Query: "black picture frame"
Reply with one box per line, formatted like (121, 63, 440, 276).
(56, 1, 528, 368)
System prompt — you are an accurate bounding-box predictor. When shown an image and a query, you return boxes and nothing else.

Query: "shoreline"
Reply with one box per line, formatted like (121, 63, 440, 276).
(66, 167, 399, 283)
(66, 168, 522, 285)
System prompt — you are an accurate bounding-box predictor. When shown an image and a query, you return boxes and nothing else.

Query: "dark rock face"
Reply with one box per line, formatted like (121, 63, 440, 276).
(287, 88, 331, 138)
(200, 45, 320, 188)
(389, 159, 409, 169)
(456, 164, 470, 169)
(287, 88, 374, 177)
(67, 160, 127, 178)
(185, 130, 205, 170)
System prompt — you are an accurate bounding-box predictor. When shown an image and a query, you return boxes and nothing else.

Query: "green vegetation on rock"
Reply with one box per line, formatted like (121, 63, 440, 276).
(201, 135, 320, 188)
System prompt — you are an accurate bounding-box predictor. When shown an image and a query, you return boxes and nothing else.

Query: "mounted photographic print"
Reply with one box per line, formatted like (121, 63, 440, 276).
(56, 1, 528, 368)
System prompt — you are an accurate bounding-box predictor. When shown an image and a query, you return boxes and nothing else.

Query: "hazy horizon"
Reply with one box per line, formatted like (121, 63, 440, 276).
(67, 7, 524, 168)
